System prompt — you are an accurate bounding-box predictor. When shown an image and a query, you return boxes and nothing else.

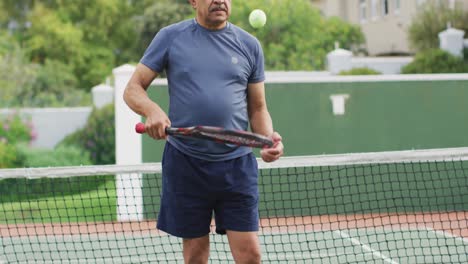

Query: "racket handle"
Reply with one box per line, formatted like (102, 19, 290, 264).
(135, 122, 146, 134)
(135, 123, 172, 135)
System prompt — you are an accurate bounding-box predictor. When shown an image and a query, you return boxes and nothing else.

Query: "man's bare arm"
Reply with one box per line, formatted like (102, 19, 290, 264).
(247, 82, 273, 137)
(123, 63, 170, 139)
(247, 82, 284, 162)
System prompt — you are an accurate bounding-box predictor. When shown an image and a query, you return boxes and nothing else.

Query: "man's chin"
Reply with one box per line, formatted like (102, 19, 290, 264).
(208, 17, 228, 26)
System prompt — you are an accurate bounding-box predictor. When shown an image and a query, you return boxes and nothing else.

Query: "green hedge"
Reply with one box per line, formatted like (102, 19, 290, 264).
(59, 104, 115, 165)
(402, 49, 468, 74)
(339, 67, 381, 75)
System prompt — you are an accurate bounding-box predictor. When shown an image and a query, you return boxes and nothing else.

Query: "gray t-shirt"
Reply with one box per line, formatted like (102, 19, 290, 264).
(140, 19, 265, 161)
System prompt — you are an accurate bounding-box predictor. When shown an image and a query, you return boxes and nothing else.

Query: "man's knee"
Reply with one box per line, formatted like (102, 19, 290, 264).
(227, 231, 261, 264)
(232, 247, 261, 264)
(183, 236, 210, 264)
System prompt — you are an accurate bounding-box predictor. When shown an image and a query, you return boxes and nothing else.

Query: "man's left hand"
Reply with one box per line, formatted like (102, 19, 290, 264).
(260, 132, 284, 162)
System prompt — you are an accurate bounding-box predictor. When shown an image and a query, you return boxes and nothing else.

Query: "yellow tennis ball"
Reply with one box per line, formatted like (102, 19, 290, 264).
(249, 9, 267, 29)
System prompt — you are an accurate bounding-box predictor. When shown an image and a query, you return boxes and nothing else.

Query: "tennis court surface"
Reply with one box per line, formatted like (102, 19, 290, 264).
(1, 147, 467, 263)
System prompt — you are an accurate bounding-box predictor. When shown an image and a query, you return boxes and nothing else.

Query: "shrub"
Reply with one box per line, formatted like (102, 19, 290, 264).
(401, 49, 468, 74)
(0, 113, 32, 168)
(0, 141, 21, 168)
(17, 144, 92, 168)
(15, 59, 92, 107)
(408, 1, 468, 51)
(0, 144, 111, 203)
(0, 42, 91, 108)
(0, 112, 32, 145)
(59, 104, 115, 164)
(0, 37, 39, 108)
(339, 67, 381, 75)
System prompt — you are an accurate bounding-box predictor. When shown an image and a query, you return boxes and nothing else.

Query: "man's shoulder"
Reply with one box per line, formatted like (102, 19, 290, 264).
(160, 19, 194, 36)
(229, 24, 257, 40)
(229, 23, 261, 48)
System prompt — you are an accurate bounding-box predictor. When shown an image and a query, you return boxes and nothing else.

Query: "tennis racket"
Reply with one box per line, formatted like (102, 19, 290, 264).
(135, 122, 273, 148)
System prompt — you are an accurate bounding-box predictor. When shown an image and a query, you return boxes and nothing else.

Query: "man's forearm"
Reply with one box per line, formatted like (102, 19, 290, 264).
(249, 109, 274, 137)
(123, 83, 161, 118)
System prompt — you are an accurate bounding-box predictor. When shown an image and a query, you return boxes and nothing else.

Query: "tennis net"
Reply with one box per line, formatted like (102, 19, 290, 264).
(0, 147, 467, 263)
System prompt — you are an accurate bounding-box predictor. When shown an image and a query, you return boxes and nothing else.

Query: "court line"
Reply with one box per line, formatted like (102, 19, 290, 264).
(424, 227, 468, 244)
(11, 252, 343, 264)
(6, 255, 186, 264)
(266, 251, 341, 260)
(0, 251, 6, 264)
(334, 230, 399, 264)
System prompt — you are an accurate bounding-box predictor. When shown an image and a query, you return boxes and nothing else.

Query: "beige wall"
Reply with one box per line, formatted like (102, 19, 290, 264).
(312, 0, 467, 55)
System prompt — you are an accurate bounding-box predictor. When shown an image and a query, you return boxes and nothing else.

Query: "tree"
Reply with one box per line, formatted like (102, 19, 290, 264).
(0, 32, 90, 107)
(2, 0, 364, 95)
(135, 1, 193, 56)
(133, 0, 363, 71)
(0, 35, 37, 107)
(408, 1, 468, 51)
(229, 0, 364, 70)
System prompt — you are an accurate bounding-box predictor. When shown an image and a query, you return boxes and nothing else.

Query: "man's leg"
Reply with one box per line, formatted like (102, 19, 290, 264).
(183, 235, 210, 264)
(226, 231, 261, 264)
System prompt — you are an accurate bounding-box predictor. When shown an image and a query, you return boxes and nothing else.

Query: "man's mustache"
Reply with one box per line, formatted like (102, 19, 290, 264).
(210, 4, 227, 12)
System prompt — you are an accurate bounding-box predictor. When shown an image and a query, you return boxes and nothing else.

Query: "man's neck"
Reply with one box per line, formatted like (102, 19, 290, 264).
(196, 18, 227, 31)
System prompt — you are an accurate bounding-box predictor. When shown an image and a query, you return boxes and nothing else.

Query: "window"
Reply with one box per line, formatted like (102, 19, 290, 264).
(449, 0, 455, 9)
(360, 0, 367, 22)
(371, 0, 378, 20)
(394, 0, 401, 14)
(417, 0, 427, 6)
(418, 0, 455, 9)
(381, 0, 389, 16)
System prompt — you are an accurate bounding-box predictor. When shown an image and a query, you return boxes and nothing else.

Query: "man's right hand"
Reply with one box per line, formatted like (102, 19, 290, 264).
(143, 107, 171, 140)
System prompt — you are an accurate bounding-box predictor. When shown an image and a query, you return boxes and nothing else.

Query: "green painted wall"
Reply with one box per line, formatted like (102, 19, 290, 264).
(143, 80, 468, 162)
(143, 161, 468, 219)
(141, 79, 468, 218)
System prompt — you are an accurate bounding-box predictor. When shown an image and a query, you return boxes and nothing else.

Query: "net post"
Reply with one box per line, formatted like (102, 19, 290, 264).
(113, 64, 144, 221)
(116, 173, 143, 221)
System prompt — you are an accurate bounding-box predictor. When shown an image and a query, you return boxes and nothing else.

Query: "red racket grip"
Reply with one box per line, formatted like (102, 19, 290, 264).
(135, 122, 146, 134)
(135, 123, 171, 134)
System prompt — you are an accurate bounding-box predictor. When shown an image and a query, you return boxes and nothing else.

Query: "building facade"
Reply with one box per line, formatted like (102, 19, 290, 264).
(311, 0, 466, 55)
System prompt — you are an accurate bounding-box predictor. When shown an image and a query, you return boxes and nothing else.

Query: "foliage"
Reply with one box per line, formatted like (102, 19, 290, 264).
(73, 44, 115, 90)
(401, 49, 468, 74)
(0, 2, 9, 27)
(1, 144, 112, 205)
(0, 113, 32, 145)
(1, 0, 364, 97)
(230, 0, 364, 70)
(0, 122, 108, 206)
(135, 1, 193, 56)
(408, 1, 468, 52)
(59, 104, 115, 165)
(0, 31, 18, 57)
(17, 144, 92, 168)
(21, 59, 91, 107)
(25, 4, 84, 65)
(0, 37, 38, 107)
(339, 67, 381, 75)
(3, 0, 144, 90)
(0, 113, 32, 168)
(0, 141, 21, 168)
(0, 48, 91, 107)
(0, 179, 116, 222)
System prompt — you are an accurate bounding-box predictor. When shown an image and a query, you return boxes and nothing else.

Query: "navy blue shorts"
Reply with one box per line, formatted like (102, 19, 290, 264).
(157, 143, 259, 238)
